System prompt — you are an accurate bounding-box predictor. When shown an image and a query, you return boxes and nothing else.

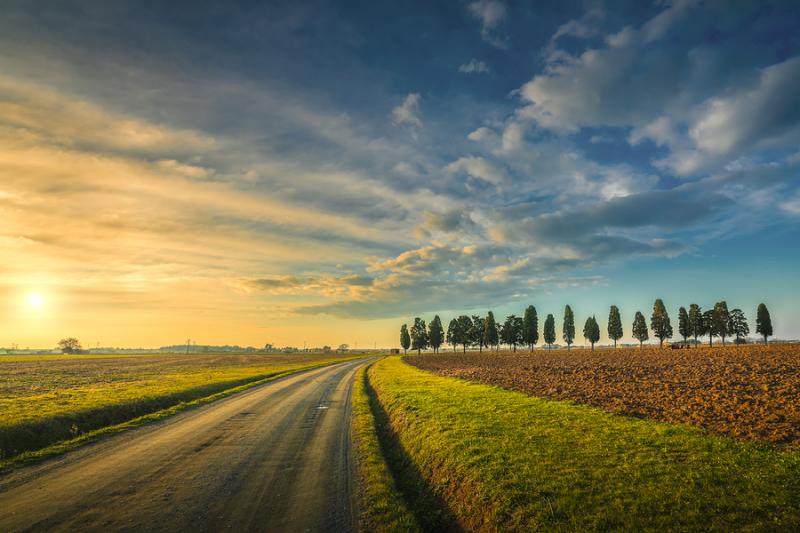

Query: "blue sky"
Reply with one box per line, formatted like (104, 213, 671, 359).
(0, 0, 798, 346)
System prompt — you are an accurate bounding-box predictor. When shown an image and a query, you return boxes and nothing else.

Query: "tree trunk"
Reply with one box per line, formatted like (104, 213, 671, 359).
(659, 337, 663, 348)
(591, 342, 594, 351)
(614, 339, 617, 349)
(639, 340, 643, 349)
(709, 335, 713, 347)
(764, 334, 768, 345)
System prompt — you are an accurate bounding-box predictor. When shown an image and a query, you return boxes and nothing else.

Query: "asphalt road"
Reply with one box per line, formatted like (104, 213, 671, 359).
(0, 358, 370, 532)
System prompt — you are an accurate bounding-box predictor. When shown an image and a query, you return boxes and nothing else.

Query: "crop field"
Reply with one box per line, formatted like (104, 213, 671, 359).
(407, 344, 800, 445)
(359, 356, 800, 530)
(0, 352, 356, 463)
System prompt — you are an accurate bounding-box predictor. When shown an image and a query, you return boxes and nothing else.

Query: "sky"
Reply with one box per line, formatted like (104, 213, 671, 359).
(1, 0, 799, 349)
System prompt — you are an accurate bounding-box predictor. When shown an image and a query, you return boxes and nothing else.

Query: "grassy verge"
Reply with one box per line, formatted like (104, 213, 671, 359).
(351, 363, 419, 532)
(365, 356, 800, 531)
(1, 354, 358, 468)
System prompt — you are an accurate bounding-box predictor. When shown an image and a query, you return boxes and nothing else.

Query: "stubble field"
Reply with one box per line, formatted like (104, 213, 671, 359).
(407, 344, 800, 445)
(0, 352, 357, 464)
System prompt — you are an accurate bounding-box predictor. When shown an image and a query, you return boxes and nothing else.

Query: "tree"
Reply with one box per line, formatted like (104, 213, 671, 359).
(543, 314, 556, 348)
(456, 315, 473, 353)
(471, 315, 486, 352)
(607, 305, 623, 348)
(447, 319, 459, 352)
(501, 315, 523, 351)
(678, 307, 690, 345)
(632, 312, 648, 348)
(650, 299, 673, 347)
(483, 311, 499, 351)
(428, 316, 444, 354)
(688, 304, 702, 347)
(702, 309, 715, 346)
(400, 324, 410, 355)
(563, 305, 575, 350)
(756, 303, 773, 345)
(410, 317, 428, 354)
(521, 305, 539, 351)
(728, 308, 749, 343)
(712, 301, 730, 345)
(58, 337, 82, 354)
(583, 316, 600, 350)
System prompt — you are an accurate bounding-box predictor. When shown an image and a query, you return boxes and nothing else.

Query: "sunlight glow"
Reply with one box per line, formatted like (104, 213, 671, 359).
(28, 292, 44, 310)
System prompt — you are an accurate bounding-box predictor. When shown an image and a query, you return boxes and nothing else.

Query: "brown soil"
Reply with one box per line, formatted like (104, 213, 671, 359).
(406, 344, 800, 445)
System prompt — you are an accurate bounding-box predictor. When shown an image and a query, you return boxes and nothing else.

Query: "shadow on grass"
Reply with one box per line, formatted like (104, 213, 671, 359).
(362, 369, 464, 533)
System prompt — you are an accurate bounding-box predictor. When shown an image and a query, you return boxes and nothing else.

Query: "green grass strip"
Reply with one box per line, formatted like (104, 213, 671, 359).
(1, 359, 351, 471)
(367, 356, 800, 531)
(352, 363, 420, 532)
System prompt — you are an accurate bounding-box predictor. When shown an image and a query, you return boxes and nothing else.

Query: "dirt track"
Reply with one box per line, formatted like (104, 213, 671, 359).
(0, 358, 369, 532)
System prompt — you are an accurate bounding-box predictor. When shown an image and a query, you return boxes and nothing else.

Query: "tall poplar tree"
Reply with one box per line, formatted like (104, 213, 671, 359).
(543, 314, 556, 348)
(728, 308, 749, 343)
(483, 311, 499, 351)
(456, 315, 473, 353)
(471, 315, 486, 352)
(712, 301, 730, 345)
(756, 303, 773, 345)
(446, 318, 459, 352)
(400, 324, 410, 354)
(688, 304, 702, 347)
(563, 305, 575, 350)
(632, 311, 649, 348)
(583, 316, 600, 350)
(607, 305, 623, 348)
(678, 307, 690, 345)
(410, 317, 428, 354)
(650, 298, 673, 347)
(428, 315, 444, 354)
(522, 305, 539, 351)
(702, 309, 715, 346)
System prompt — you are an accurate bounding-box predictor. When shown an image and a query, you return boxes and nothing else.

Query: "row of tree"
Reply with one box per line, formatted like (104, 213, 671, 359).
(399, 301, 774, 354)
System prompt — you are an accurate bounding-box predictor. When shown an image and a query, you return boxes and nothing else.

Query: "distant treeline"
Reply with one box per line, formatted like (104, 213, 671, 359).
(399, 301, 775, 354)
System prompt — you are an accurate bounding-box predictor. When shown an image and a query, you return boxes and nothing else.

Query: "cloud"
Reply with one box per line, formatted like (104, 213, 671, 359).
(445, 156, 506, 185)
(422, 209, 476, 233)
(689, 56, 800, 155)
(458, 59, 490, 74)
(237, 274, 375, 297)
(391, 93, 422, 136)
(468, 0, 508, 48)
(0, 75, 215, 157)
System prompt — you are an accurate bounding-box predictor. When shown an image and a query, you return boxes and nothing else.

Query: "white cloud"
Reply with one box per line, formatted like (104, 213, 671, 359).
(391, 93, 422, 138)
(780, 193, 800, 216)
(467, 126, 495, 142)
(459, 59, 490, 74)
(468, 0, 508, 48)
(445, 156, 506, 185)
(689, 56, 800, 155)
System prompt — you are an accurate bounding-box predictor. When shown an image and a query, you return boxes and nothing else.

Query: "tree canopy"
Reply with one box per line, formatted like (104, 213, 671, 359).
(563, 305, 575, 350)
(483, 311, 499, 350)
(410, 317, 428, 354)
(400, 324, 410, 354)
(583, 316, 600, 350)
(650, 299, 673, 347)
(428, 315, 444, 353)
(632, 312, 648, 348)
(756, 303, 773, 344)
(521, 305, 539, 351)
(543, 314, 556, 348)
(607, 305, 623, 348)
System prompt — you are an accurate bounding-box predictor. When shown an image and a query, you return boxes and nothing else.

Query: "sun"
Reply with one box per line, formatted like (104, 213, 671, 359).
(28, 292, 44, 310)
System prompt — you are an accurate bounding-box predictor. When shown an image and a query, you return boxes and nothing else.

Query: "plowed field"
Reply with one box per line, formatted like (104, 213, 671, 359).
(406, 344, 800, 445)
